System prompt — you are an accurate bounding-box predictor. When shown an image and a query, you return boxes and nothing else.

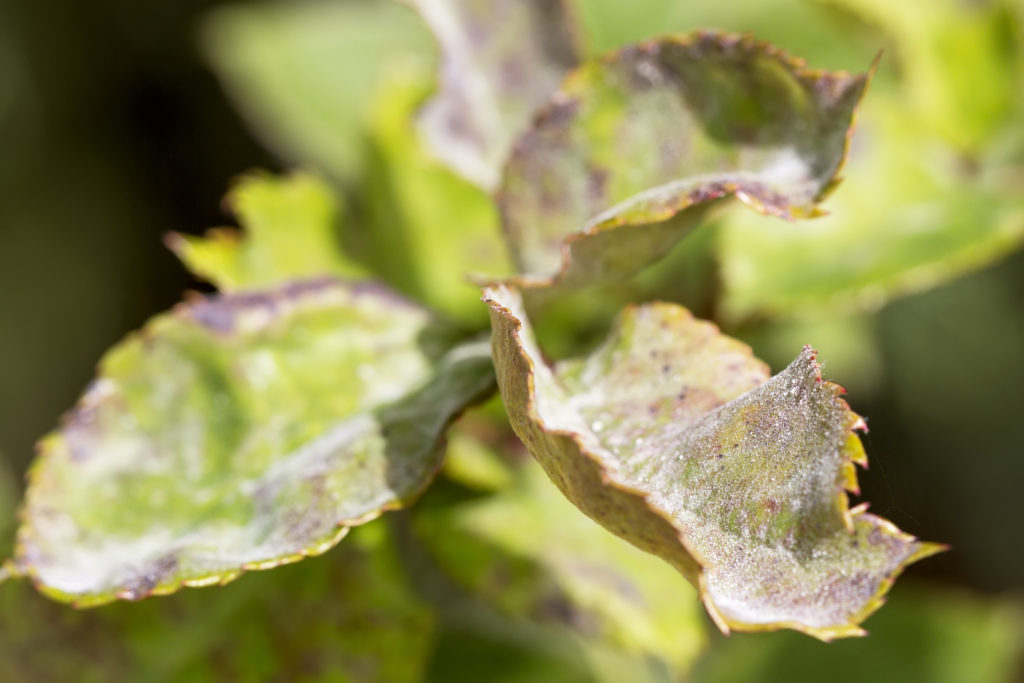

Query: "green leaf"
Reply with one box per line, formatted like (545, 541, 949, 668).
(406, 0, 580, 190)
(358, 59, 513, 323)
(497, 32, 870, 288)
(201, 0, 432, 182)
(167, 172, 366, 290)
(0, 523, 436, 682)
(417, 451, 706, 674)
(484, 284, 942, 639)
(717, 3, 1024, 321)
(825, 0, 1021, 150)
(17, 279, 495, 606)
(718, 100, 1024, 320)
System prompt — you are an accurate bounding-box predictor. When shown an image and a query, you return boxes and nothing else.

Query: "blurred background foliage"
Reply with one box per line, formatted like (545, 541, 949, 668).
(1, 0, 1022, 680)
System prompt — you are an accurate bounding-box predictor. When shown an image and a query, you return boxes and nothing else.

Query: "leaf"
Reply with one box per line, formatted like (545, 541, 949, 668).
(16, 278, 495, 606)
(484, 284, 942, 639)
(824, 0, 1021, 150)
(201, 0, 433, 182)
(406, 0, 580, 190)
(358, 59, 513, 323)
(418, 448, 707, 674)
(167, 172, 366, 290)
(716, 4, 1024, 321)
(0, 523, 436, 682)
(497, 32, 870, 289)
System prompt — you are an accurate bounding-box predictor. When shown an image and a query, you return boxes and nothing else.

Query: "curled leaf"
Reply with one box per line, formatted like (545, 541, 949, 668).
(484, 285, 942, 639)
(17, 278, 495, 606)
(498, 32, 870, 288)
(406, 0, 580, 190)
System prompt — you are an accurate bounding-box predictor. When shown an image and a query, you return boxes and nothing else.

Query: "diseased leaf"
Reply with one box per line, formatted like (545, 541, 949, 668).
(17, 279, 495, 606)
(167, 172, 366, 290)
(0, 524, 436, 682)
(201, 0, 432, 182)
(418, 449, 706, 674)
(406, 0, 580, 190)
(484, 285, 942, 639)
(497, 32, 870, 288)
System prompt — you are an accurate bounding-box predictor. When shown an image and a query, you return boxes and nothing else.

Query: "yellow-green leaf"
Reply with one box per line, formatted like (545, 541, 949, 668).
(497, 32, 869, 289)
(484, 284, 942, 639)
(17, 279, 495, 606)
(358, 60, 513, 323)
(717, 0, 1024, 321)
(167, 172, 366, 290)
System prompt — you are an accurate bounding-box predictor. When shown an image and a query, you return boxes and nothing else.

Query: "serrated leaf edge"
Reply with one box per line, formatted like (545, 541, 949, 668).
(485, 31, 877, 290)
(484, 285, 944, 640)
(11, 278, 494, 608)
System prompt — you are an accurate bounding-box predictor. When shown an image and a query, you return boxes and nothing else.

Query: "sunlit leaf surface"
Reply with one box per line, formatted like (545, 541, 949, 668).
(358, 60, 513, 323)
(167, 172, 366, 290)
(485, 285, 941, 639)
(407, 0, 580, 190)
(717, 0, 1024, 320)
(18, 279, 495, 605)
(497, 32, 868, 288)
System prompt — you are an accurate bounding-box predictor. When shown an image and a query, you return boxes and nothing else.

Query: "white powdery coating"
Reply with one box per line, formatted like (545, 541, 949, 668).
(495, 289, 923, 630)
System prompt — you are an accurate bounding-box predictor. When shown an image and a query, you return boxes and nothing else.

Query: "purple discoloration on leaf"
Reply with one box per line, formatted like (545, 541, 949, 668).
(485, 285, 943, 639)
(407, 0, 579, 190)
(495, 32, 871, 290)
(17, 278, 495, 607)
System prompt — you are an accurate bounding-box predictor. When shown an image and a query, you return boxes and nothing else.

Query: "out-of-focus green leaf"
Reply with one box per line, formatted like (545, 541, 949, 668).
(1, 523, 436, 682)
(440, 424, 516, 493)
(737, 315, 883, 400)
(359, 60, 513, 324)
(825, 0, 1020, 150)
(694, 587, 1024, 683)
(497, 32, 869, 289)
(405, 0, 580, 190)
(424, 600, 668, 683)
(201, 0, 432, 182)
(718, 95, 1024, 321)
(167, 172, 365, 290)
(0, 457, 15, 584)
(418, 450, 706, 674)
(17, 279, 495, 606)
(704, 1, 1024, 320)
(578, 0, 877, 70)
(485, 284, 941, 639)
